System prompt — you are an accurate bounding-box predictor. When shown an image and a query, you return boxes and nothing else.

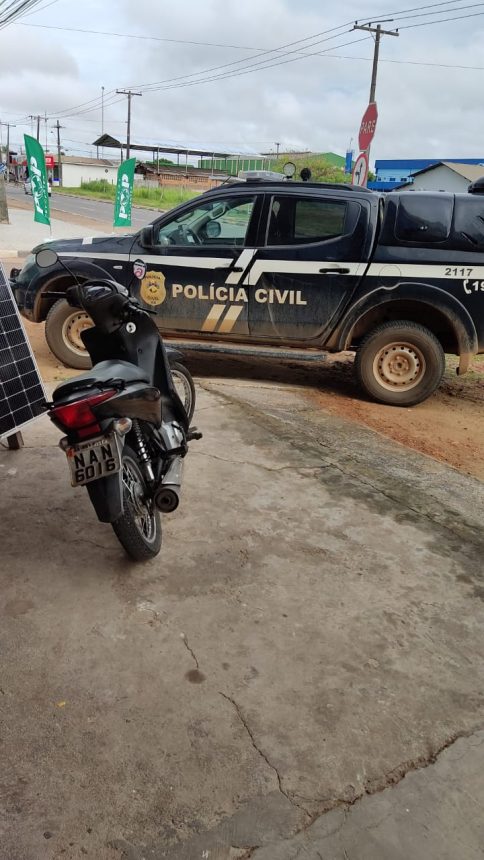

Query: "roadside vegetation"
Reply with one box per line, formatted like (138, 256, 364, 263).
(268, 153, 375, 183)
(268, 154, 352, 183)
(56, 180, 199, 210)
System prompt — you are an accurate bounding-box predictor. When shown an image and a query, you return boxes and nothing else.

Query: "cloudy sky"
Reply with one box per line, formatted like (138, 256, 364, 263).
(0, 0, 483, 166)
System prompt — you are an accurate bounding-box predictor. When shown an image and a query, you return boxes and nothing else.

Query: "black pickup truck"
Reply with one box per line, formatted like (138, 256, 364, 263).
(11, 177, 484, 406)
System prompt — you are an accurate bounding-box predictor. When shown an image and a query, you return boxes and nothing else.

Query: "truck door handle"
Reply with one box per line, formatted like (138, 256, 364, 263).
(319, 267, 350, 274)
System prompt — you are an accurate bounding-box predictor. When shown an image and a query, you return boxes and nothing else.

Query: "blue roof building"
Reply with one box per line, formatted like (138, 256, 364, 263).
(368, 158, 484, 191)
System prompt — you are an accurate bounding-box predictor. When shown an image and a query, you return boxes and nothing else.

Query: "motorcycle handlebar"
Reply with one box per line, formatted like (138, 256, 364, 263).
(45, 286, 157, 320)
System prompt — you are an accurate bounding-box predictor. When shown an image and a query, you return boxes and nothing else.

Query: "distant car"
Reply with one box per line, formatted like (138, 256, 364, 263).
(24, 177, 52, 196)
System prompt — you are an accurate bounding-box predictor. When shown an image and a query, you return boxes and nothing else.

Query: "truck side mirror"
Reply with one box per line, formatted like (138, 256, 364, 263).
(140, 225, 156, 248)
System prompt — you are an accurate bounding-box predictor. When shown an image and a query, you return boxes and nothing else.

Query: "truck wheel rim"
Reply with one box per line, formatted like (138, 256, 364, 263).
(373, 341, 426, 392)
(61, 311, 91, 356)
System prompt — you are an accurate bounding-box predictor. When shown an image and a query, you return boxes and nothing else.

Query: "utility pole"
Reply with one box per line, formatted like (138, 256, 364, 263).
(116, 89, 142, 161)
(54, 120, 64, 187)
(0, 122, 8, 222)
(352, 21, 399, 103)
(36, 114, 41, 141)
(353, 20, 399, 182)
(0, 122, 16, 183)
(98, 85, 105, 160)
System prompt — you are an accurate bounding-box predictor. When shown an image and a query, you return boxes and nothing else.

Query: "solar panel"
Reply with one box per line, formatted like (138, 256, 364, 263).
(0, 262, 47, 438)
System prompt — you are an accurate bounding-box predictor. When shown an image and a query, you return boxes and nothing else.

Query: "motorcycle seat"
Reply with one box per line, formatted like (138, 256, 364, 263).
(53, 360, 150, 402)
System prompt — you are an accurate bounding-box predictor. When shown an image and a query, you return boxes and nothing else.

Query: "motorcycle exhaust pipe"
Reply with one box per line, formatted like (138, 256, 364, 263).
(154, 456, 183, 513)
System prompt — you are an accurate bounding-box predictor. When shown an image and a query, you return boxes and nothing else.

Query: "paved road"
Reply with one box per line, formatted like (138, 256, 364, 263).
(7, 184, 160, 230)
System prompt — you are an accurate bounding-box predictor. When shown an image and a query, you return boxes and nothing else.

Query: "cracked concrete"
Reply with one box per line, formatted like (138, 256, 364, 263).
(248, 729, 484, 859)
(2, 383, 484, 859)
(219, 693, 311, 818)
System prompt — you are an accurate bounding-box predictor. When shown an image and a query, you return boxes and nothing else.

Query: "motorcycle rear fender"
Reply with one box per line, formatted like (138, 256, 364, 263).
(86, 472, 123, 523)
(165, 346, 183, 364)
(94, 384, 162, 426)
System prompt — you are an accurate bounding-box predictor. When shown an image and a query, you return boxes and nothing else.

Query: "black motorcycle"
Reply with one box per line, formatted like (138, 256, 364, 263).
(36, 248, 201, 562)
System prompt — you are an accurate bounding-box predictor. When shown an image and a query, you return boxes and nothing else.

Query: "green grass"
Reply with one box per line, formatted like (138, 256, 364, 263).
(56, 181, 199, 210)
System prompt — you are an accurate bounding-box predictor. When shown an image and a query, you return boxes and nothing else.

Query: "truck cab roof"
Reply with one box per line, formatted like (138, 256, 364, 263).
(202, 178, 378, 199)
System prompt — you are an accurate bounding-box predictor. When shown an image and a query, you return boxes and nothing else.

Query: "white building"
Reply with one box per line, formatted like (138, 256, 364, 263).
(400, 162, 484, 193)
(60, 156, 119, 187)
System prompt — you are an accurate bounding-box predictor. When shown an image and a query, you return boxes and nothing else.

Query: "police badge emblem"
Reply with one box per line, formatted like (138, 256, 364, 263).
(140, 271, 167, 306)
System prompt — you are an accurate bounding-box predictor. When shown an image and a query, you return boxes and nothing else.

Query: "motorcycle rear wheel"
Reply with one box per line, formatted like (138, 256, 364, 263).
(112, 445, 162, 561)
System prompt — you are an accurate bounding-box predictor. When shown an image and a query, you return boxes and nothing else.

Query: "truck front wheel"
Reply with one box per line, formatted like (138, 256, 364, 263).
(45, 299, 92, 370)
(355, 320, 445, 406)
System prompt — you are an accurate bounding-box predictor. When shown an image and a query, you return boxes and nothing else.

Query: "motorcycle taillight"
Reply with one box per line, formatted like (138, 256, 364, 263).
(50, 389, 116, 437)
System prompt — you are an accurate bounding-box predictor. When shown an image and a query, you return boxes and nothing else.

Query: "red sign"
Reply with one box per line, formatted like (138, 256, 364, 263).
(358, 102, 378, 152)
(45, 155, 55, 168)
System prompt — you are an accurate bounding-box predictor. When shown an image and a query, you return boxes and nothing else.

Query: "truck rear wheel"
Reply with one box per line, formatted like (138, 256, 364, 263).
(355, 320, 445, 406)
(45, 298, 92, 370)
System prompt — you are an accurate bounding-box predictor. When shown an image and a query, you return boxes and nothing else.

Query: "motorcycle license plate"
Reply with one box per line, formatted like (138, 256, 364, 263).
(66, 433, 122, 487)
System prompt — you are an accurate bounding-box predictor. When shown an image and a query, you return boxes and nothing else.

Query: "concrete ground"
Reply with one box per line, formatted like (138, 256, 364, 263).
(0, 205, 110, 256)
(1, 374, 484, 860)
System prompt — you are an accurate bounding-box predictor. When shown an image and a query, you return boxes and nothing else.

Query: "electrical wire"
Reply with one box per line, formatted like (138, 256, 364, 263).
(12, 0, 481, 123)
(83, 0, 477, 99)
(392, 1, 484, 20)
(16, 22, 280, 51)
(399, 8, 484, 25)
(0, 0, 51, 30)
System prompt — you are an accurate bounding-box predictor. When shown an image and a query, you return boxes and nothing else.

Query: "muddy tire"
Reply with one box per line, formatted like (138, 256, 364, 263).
(112, 445, 162, 562)
(355, 320, 445, 407)
(45, 299, 92, 370)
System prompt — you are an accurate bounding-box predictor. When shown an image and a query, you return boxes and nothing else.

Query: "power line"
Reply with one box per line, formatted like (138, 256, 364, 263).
(16, 22, 278, 51)
(361, 0, 469, 17)
(399, 8, 484, 25)
(142, 37, 373, 96)
(42, 18, 359, 118)
(20, 0, 60, 15)
(10, 0, 478, 123)
(391, 1, 484, 20)
(0, 0, 51, 30)
(93, 2, 478, 97)
(13, 0, 472, 48)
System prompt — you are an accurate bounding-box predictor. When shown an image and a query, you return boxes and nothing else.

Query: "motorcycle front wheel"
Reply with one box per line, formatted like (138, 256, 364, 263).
(112, 445, 162, 562)
(170, 361, 196, 423)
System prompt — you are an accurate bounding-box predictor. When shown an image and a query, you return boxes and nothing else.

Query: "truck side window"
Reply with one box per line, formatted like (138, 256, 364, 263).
(267, 197, 347, 245)
(452, 197, 484, 249)
(156, 197, 256, 248)
(394, 195, 453, 243)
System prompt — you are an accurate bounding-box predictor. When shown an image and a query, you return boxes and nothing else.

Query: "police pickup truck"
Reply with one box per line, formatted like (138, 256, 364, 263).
(11, 174, 484, 407)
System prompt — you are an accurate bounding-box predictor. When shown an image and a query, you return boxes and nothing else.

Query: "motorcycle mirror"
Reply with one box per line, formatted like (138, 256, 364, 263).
(36, 248, 59, 268)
